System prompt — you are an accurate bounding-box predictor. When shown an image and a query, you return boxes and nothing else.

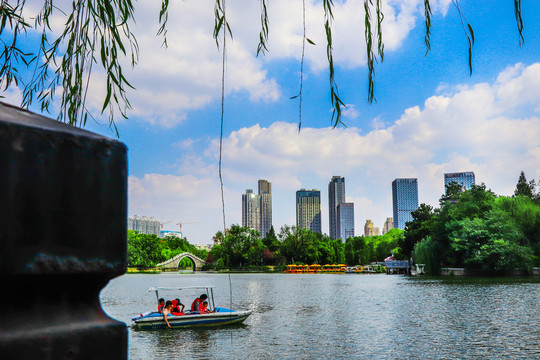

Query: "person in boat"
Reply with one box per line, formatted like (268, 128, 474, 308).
(191, 294, 208, 313)
(201, 301, 213, 313)
(171, 298, 185, 316)
(162, 300, 174, 328)
(158, 298, 165, 313)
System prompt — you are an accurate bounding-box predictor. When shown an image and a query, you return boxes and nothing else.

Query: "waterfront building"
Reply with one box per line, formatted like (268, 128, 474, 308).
(337, 202, 354, 240)
(241, 180, 273, 237)
(328, 176, 346, 240)
(444, 171, 475, 192)
(392, 178, 419, 230)
(128, 215, 161, 236)
(296, 189, 322, 234)
(382, 217, 394, 234)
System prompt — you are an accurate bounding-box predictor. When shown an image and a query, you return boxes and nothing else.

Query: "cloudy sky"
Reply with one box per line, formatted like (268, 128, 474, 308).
(11, 1, 540, 244)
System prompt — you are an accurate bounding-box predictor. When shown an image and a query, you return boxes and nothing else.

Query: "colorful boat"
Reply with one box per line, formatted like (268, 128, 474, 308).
(131, 286, 252, 330)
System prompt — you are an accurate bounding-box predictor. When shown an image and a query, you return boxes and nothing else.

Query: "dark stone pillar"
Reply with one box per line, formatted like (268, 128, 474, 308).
(0, 102, 128, 359)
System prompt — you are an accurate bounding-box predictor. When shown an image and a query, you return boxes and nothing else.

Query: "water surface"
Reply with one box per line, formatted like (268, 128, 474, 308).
(100, 273, 540, 359)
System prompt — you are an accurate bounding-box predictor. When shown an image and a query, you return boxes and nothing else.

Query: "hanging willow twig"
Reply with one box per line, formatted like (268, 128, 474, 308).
(451, 0, 474, 75)
(423, 0, 432, 55)
(514, 0, 524, 46)
(256, 0, 269, 56)
(323, 0, 345, 128)
(0, 0, 144, 134)
(213, 0, 232, 233)
(290, 0, 315, 132)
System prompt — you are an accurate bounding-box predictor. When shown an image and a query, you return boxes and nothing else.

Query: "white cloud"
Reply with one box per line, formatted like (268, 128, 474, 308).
(17, 0, 453, 128)
(128, 62, 540, 243)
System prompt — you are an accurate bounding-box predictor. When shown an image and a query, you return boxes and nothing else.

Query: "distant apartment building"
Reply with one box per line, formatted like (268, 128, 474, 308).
(444, 171, 475, 193)
(296, 189, 322, 234)
(364, 219, 379, 236)
(392, 178, 419, 230)
(128, 215, 161, 236)
(337, 202, 355, 240)
(382, 217, 394, 234)
(328, 176, 346, 240)
(241, 180, 273, 237)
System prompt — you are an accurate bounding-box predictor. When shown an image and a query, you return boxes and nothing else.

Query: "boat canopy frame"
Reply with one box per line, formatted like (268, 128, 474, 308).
(149, 286, 216, 311)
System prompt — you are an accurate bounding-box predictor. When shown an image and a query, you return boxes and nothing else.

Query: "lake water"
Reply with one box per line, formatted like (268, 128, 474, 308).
(100, 273, 540, 359)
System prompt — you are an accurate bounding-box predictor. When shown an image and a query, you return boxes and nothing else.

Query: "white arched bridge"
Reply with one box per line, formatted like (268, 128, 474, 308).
(156, 252, 206, 270)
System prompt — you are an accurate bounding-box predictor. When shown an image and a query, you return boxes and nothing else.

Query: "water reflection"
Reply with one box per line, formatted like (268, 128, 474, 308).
(101, 274, 540, 359)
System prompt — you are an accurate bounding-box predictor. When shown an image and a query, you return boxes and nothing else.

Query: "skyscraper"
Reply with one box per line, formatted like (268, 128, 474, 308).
(382, 217, 394, 234)
(258, 179, 272, 237)
(258, 179, 271, 195)
(444, 171, 475, 192)
(241, 180, 273, 237)
(296, 189, 321, 234)
(337, 202, 354, 240)
(392, 178, 419, 230)
(364, 219, 376, 236)
(328, 176, 346, 240)
(242, 189, 260, 231)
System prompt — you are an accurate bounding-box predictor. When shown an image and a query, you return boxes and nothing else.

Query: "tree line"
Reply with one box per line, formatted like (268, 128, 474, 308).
(403, 171, 540, 275)
(127, 231, 208, 268)
(208, 225, 405, 270)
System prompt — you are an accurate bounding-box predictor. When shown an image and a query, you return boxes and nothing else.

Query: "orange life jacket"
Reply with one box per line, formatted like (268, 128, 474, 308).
(191, 298, 203, 312)
(158, 304, 164, 313)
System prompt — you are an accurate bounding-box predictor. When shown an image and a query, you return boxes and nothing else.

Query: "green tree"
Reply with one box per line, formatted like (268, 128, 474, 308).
(209, 225, 263, 268)
(127, 231, 166, 268)
(263, 225, 280, 252)
(402, 203, 434, 258)
(514, 171, 537, 199)
(449, 209, 533, 272)
(412, 236, 441, 275)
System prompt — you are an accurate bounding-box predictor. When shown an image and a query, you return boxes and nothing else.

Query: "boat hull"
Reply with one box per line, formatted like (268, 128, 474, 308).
(132, 308, 252, 330)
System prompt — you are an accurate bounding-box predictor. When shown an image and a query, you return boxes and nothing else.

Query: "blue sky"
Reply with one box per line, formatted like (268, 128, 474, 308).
(7, 1, 540, 244)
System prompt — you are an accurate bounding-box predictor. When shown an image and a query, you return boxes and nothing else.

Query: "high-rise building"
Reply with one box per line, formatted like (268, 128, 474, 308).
(337, 202, 354, 240)
(383, 217, 394, 234)
(242, 189, 260, 231)
(258, 179, 271, 195)
(128, 215, 161, 236)
(296, 189, 322, 234)
(392, 178, 419, 230)
(364, 219, 376, 236)
(444, 171, 475, 192)
(258, 179, 273, 237)
(328, 176, 346, 240)
(242, 180, 273, 237)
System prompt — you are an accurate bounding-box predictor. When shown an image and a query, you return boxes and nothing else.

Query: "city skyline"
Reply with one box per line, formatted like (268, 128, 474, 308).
(130, 171, 482, 241)
(42, 1, 540, 244)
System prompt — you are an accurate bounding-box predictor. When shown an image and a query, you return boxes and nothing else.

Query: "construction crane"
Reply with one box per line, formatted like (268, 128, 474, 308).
(176, 221, 199, 234)
(160, 221, 171, 230)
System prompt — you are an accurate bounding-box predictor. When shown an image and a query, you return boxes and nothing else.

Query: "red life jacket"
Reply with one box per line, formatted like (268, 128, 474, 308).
(158, 304, 164, 313)
(191, 298, 203, 312)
